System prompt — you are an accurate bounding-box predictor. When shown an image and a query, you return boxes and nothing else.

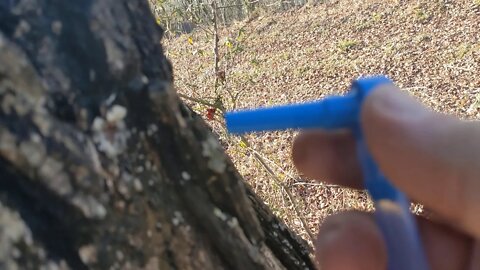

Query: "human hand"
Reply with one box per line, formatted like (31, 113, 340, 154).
(292, 85, 480, 270)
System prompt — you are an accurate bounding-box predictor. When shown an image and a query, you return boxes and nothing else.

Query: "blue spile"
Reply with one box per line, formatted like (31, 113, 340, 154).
(224, 75, 430, 270)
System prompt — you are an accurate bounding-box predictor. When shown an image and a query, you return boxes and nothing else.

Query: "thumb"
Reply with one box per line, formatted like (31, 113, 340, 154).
(362, 85, 480, 238)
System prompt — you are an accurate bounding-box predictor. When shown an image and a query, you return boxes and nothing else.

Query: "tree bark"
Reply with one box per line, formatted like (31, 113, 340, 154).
(0, 0, 313, 269)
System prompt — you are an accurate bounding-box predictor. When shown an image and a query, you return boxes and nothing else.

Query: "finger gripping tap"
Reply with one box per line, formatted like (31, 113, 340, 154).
(225, 75, 429, 270)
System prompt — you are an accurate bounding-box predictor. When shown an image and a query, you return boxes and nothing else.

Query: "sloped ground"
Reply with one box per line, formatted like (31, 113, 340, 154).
(163, 0, 480, 243)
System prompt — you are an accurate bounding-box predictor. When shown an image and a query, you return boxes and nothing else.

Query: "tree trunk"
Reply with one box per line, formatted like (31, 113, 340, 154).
(0, 0, 313, 269)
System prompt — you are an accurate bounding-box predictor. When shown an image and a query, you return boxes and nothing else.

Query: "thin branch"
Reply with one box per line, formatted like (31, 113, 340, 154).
(290, 182, 340, 188)
(216, 4, 244, 9)
(210, 0, 220, 95)
(178, 93, 225, 112)
(240, 136, 315, 243)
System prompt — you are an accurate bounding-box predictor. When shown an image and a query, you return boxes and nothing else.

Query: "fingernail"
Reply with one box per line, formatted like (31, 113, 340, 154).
(363, 85, 433, 126)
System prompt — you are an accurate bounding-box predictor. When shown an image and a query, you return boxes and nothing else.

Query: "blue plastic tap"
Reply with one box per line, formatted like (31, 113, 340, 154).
(225, 76, 429, 270)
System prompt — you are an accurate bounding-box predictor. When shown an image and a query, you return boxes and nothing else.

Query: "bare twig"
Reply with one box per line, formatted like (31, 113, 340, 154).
(291, 182, 341, 188)
(210, 0, 220, 95)
(216, 4, 244, 9)
(178, 93, 225, 112)
(240, 136, 315, 243)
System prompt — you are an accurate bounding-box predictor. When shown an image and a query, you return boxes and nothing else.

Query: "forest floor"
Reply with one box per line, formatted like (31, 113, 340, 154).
(163, 0, 480, 244)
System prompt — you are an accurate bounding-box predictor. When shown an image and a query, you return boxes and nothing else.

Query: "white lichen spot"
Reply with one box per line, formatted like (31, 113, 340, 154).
(32, 114, 52, 135)
(172, 211, 184, 226)
(19, 139, 45, 167)
(89, 70, 96, 81)
(201, 136, 226, 174)
(14, 20, 31, 38)
(121, 172, 133, 183)
(227, 217, 239, 228)
(79, 244, 97, 264)
(133, 178, 143, 192)
(135, 166, 144, 173)
(0, 129, 19, 163)
(11, 248, 20, 259)
(40, 259, 69, 270)
(115, 250, 124, 261)
(104, 39, 126, 73)
(106, 105, 127, 124)
(105, 94, 116, 106)
(38, 157, 72, 196)
(146, 124, 158, 136)
(86, 140, 105, 178)
(0, 202, 33, 264)
(118, 182, 130, 198)
(92, 117, 105, 132)
(92, 109, 128, 158)
(181, 171, 191, 181)
(145, 160, 152, 170)
(51, 20, 62, 35)
(114, 60, 125, 71)
(31, 133, 41, 143)
(141, 75, 149, 84)
(72, 195, 107, 219)
(147, 230, 152, 238)
(213, 207, 227, 221)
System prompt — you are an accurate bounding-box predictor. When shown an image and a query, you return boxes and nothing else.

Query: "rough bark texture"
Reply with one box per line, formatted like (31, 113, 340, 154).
(0, 0, 313, 269)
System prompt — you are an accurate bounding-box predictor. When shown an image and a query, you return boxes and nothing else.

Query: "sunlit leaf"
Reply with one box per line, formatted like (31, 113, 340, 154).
(239, 141, 247, 148)
(225, 38, 233, 49)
